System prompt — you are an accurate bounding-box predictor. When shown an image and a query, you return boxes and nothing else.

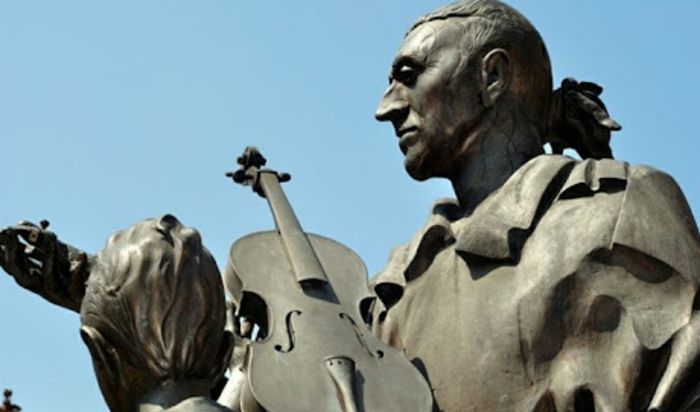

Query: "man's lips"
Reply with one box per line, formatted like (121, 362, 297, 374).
(397, 126, 418, 138)
(397, 127, 419, 154)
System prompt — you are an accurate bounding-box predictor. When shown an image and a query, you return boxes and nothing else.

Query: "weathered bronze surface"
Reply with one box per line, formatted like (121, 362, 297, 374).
(1, 1, 699, 411)
(372, 1, 700, 411)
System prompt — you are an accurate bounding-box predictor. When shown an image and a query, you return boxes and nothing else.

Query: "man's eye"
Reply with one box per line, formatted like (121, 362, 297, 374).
(394, 65, 419, 86)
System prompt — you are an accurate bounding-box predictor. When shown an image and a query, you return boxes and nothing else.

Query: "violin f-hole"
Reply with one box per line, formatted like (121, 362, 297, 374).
(339, 313, 384, 359)
(274, 310, 302, 353)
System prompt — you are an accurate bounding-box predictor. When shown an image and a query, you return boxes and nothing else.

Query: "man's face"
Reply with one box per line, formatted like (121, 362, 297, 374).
(375, 19, 485, 181)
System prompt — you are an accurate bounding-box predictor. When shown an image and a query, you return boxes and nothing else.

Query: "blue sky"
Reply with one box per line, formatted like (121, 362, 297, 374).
(1, 1, 698, 410)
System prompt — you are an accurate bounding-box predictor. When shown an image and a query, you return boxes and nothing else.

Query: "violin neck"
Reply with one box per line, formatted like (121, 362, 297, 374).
(258, 171, 329, 286)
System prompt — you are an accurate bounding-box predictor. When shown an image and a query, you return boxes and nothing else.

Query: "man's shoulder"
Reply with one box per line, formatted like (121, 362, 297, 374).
(610, 162, 700, 282)
(415, 154, 696, 237)
(534, 155, 699, 282)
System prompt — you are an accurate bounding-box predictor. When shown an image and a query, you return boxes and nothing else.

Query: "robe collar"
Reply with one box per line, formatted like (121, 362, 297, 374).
(372, 155, 629, 311)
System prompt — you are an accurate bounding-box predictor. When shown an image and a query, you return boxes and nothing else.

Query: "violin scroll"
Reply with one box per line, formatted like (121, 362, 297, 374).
(226, 146, 291, 198)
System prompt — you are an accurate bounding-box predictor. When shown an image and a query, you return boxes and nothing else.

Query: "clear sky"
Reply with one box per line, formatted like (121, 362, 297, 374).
(1, 1, 698, 410)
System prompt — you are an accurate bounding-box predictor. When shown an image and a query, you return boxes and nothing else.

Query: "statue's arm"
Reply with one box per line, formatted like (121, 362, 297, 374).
(611, 166, 700, 411)
(0, 221, 92, 312)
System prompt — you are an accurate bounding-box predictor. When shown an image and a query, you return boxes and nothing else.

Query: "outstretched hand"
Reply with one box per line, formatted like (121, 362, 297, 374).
(0, 220, 87, 312)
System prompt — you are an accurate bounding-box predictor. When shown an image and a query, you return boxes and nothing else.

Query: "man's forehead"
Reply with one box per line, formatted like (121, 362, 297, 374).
(396, 19, 463, 62)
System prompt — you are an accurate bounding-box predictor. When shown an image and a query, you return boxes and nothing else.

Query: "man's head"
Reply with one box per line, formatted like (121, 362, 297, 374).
(79, 215, 232, 412)
(375, 0, 551, 181)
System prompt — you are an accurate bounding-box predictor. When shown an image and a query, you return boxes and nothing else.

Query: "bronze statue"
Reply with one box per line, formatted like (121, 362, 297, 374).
(79, 215, 234, 411)
(372, 1, 699, 411)
(1, 0, 699, 411)
(1, 390, 21, 412)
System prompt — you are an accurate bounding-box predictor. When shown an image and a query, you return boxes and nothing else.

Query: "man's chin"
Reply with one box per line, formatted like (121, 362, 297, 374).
(404, 157, 432, 182)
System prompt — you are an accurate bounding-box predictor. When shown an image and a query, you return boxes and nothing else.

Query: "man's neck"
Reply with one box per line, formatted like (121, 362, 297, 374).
(450, 112, 543, 216)
(137, 380, 211, 412)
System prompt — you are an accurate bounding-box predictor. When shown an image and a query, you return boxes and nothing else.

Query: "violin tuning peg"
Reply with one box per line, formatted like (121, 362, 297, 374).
(232, 170, 249, 184)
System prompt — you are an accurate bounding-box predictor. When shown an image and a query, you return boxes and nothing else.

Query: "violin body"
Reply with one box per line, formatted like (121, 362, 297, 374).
(225, 147, 433, 412)
(228, 232, 432, 412)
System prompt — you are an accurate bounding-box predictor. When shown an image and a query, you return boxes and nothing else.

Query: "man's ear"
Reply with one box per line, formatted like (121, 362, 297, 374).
(480, 48, 511, 108)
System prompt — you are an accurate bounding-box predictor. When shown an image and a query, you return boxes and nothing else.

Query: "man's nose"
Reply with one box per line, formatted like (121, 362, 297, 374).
(375, 84, 409, 122)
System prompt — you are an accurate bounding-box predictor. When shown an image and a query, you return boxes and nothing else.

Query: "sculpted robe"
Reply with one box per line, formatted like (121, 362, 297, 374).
(371, 155, 700, 411)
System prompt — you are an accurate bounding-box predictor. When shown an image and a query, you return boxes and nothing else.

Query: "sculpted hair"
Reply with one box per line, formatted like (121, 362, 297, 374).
(410, 0, 552, 141)
(80, 215, 226, 383)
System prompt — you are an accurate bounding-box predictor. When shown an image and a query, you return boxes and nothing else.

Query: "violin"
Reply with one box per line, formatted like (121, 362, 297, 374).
(224, 147, 433, 412)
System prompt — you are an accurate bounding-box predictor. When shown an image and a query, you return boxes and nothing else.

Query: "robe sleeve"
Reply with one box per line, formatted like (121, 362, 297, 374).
(611, 165, 700, 285)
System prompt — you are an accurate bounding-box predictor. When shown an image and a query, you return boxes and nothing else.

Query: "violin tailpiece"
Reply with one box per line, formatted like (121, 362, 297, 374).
(325, 356, 360, 412)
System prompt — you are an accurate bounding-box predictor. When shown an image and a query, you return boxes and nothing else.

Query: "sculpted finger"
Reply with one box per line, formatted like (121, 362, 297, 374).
(15, 224, 44, 247)
(20, 266, 44, 292)
(16, 226, 56, 264)
(10, 225, 41, 263)
(12, 226, 46, 266)
(16, 220, 39, 228)
(1, 230, 22, 274)
(0, 229, 20, 271)
(579, 81, 603, 96)
(2, 230, 43, 291)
